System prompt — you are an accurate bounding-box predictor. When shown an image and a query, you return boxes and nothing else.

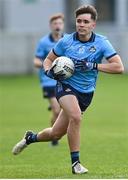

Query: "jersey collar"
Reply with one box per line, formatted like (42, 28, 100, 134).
(73, 32, 95, 43)
(49, 33, 64, 42)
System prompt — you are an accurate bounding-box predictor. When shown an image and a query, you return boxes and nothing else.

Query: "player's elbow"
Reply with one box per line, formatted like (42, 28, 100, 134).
(34, 58, 41, 68)
(33, 58, 37, 67)
(33, 59, 37, 67)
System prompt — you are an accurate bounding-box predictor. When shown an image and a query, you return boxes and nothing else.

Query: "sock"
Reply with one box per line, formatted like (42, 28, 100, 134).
(51, 140, 58, 146)
(71, 151, 80, 164)
(26, 133, 38, 145)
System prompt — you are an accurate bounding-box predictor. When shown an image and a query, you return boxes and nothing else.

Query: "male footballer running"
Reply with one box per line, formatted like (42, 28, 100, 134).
(12, 5, 124, 174)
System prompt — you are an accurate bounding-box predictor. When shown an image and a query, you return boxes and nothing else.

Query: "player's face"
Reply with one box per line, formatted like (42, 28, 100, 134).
(76, 14, 96, 36)
(50, 18, 64, 35)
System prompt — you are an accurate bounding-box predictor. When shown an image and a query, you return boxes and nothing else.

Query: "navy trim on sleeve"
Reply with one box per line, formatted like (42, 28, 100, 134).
(49, 34, 55, 42)
(35, 55, 43, 60)
(52, 49, 60, 57)
(49, 33, 64, 42)
(106, 53, 117, 60)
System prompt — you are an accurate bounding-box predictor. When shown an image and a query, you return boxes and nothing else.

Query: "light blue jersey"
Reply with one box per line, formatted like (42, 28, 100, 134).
(35, 34, 57, 87)
(53, 32, 117, 93)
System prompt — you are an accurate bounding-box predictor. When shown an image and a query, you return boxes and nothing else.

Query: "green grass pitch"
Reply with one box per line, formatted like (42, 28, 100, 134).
(0, 73, 128, 178)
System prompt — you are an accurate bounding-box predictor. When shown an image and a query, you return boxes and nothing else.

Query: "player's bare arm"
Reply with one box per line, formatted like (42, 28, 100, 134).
(43, 50, 58, 71)
(34, 57, 43, 68)
(98, 55, 124, 74)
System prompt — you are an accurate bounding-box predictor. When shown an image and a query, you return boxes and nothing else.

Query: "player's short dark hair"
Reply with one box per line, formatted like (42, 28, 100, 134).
(75, 5, 98, 21)
(49, 13, 64, 23)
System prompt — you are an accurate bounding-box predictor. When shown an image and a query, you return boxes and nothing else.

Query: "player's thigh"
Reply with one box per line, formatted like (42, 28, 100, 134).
(52, 109, 69, 136)
(49, 97, 60, 113)
(58, 94, 81, 120)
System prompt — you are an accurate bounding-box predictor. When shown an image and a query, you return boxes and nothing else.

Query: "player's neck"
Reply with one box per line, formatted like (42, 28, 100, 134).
(52, 33, 62, 41)
(78, 32, 92, 42)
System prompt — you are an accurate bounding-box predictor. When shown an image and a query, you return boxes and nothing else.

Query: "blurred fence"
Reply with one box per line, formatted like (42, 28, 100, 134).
(0, 30, 128, 74)
(0, 32, 38, 74)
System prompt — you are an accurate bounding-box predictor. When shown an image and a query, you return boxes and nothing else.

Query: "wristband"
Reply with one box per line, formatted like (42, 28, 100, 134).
(93, 63, 98, 70)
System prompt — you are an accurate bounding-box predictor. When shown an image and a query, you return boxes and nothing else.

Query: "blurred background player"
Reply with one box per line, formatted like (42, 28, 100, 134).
(34, 13, 65, 146)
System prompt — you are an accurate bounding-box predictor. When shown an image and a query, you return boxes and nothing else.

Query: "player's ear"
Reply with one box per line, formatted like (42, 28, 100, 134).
(92, 21, 96, 29)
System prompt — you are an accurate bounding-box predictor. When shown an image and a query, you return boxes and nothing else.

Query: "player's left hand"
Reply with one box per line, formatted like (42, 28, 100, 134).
(75, 61, 98, 71)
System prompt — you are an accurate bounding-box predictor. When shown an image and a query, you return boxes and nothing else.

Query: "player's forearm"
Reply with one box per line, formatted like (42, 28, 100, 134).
(34, 58, 43, 68)
(97, 62, 124, 74)
(43, 50, 58, 71)
(43, 58, 53, 71)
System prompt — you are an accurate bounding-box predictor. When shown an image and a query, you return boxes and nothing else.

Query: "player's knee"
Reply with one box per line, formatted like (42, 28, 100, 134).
(69, 112, 81, 124)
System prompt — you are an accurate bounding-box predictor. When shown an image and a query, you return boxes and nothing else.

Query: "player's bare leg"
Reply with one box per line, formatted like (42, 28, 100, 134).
(12, 94, 88, 173)
(49, 97, 60, 125)
(12, 109, 69, 155)
(59, 95, 88, 174)
(59, 95, 81, 151)
(37, 109, 69, 141)
(49, 97, 61, 145)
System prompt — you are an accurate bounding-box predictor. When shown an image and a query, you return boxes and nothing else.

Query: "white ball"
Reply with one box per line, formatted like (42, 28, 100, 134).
(52, 56, 74, 79)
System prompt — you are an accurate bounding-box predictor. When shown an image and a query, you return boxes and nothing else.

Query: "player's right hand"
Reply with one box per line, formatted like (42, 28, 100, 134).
(44, 64, 56, 79)
(45, 65, 65, 80)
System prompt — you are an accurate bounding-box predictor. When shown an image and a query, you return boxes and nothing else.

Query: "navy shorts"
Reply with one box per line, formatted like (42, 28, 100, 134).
(42, 86, 56, 98)
(55, 82, 94, 112)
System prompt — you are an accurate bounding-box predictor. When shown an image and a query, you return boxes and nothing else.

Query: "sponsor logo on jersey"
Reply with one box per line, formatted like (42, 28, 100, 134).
(65, 88, 71, 92)
(89, 46, 96, 52)
(78, 46, 85, 54)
